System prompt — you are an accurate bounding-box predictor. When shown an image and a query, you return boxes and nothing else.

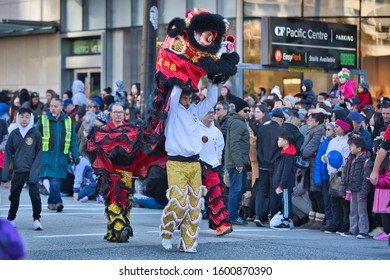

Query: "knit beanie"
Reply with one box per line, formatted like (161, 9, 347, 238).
(327, 122, 336, 130)
(91, 96, 101, 107)
(335, 119, 351, 132)
(232, 97, 249, 113)
(359, 81, 370, 91)
(222, 80, 232, 91)
(338, 68, 350, 80)
(284, 96, 295, 107)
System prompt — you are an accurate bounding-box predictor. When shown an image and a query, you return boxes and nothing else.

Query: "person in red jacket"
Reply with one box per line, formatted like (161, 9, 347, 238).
(356, 81, 373, 111)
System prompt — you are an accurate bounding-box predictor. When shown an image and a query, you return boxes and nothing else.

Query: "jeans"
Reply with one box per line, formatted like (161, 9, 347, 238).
(227, 167, 247, 221)
(48, 178, 63, 205)
(78, 184, 96, 199)
(255, 169, 278, 220)
(321, 179, 332, 222)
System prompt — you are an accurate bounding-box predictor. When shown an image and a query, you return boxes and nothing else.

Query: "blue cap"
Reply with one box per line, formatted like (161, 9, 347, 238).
(348, 111, 364, 123)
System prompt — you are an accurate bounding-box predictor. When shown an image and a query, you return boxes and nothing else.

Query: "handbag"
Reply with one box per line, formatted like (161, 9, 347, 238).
(294, 155, 310, 170)
(293, 169, 306, 196)
(329, 172, 342, 197)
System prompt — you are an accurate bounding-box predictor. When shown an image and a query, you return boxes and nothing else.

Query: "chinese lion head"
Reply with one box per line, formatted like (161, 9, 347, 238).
(155, 8, 240, 93)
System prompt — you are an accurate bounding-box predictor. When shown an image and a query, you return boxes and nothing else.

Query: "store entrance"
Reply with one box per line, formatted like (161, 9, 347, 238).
(74, 69, 101, 98)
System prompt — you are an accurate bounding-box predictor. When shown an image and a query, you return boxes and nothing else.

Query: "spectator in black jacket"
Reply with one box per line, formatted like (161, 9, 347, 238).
(1, 107, 42, 231)
(272, 130, 297, 230)
(301, 79, 317, 108)
(254, 109, 285, 226)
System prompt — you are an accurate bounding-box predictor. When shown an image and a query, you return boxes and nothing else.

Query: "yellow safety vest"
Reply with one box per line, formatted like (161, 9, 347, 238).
(41, 115, 72, 154)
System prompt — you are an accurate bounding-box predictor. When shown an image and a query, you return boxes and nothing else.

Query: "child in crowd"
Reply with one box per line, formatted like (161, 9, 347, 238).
(340, 136, 373, 238)
(1, 108, 43, 230)
(72, 156, 100, 203)
(337, 67, 355, 99)
(372, 149, 390, 240)
(272, 130, 297, 230)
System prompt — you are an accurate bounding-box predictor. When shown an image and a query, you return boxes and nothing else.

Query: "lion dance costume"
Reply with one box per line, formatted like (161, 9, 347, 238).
(86, 8, 239, 246)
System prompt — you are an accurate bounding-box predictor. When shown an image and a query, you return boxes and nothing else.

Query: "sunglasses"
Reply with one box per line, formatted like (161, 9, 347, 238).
(243, 109, 250, 113)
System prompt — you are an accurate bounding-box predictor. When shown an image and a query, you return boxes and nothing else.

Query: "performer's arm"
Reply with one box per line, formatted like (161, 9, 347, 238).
(169, 85, 183, 113)
(198, 83, 218, 119)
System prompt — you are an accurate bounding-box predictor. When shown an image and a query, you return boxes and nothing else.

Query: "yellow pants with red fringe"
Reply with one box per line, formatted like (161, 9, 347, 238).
(160, 160, 207, 252)
(104, 170, 134, 243)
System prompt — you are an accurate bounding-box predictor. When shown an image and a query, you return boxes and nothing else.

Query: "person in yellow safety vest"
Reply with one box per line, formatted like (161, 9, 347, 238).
(36, 97, 79, 212)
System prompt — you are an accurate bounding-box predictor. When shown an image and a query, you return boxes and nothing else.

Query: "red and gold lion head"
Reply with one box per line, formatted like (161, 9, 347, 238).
(156, 8, 239, 92)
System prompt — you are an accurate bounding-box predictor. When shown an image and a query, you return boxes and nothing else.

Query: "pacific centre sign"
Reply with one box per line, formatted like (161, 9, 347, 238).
(261, 17, 357, 70)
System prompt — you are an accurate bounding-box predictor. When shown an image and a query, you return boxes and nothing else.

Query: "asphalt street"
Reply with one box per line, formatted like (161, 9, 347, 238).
(1, 186, 389, 260)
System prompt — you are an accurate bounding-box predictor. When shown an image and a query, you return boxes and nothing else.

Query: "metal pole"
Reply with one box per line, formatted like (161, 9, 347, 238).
(141, 0, 158, 118)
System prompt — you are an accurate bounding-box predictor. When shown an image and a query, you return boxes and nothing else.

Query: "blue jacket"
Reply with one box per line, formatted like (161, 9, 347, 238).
(72, 156, 96, 193)
(36, 112, 79, 179)
(314, 136, 332, 185)
(358, 126, 373, 152)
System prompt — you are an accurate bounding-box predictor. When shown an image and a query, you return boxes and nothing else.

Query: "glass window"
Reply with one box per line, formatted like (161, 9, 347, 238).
(360, 16, 390, 101)
(85, 0, 105, 30)
(109, 0, 131, 28)
(361, 17, 390, 56)
(133, 0, 144, 26)
(361, 0, 390, 17)
(243, 19, 261, 64)
(65, 0, 82, 32)
(244, 0, 301, 17)
(303, 0, 359, 17)
(218, 0, 236, 18)
(159, 0, 186, 24)
(192, 0, 217, 13)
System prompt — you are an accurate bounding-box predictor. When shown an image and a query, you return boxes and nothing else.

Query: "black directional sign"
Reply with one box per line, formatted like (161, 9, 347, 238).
(261, 17, 357, 70)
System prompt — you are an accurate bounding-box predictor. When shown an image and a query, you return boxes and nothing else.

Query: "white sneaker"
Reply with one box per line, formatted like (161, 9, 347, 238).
(161, 238, 172, 250)
(179, 245, 197, 253)
(33, 219, 43, 230)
